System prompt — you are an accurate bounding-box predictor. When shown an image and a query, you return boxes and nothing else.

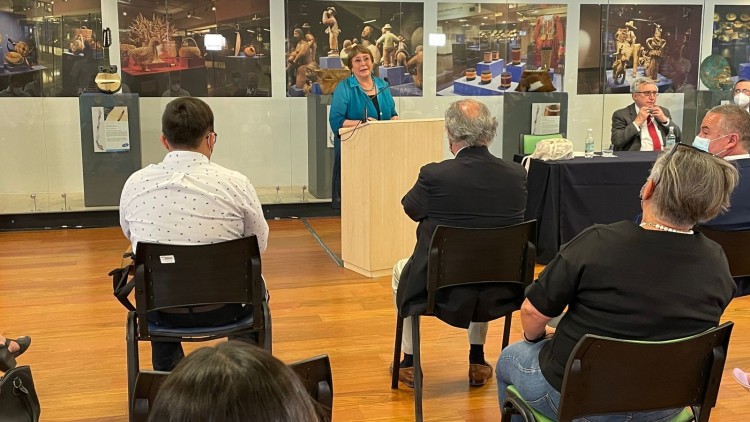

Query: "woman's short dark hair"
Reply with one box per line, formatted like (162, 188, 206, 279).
(346, 44, 373, 69)
(161, 97, 214, 149)
(149, 341, 321, 422)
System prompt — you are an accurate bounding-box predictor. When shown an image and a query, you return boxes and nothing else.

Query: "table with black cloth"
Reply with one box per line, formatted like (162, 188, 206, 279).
(518, 151, 659, 264)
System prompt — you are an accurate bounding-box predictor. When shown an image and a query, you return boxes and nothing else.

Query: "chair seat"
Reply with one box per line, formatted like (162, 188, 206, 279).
(506, 385, 694, 422)
(147, 314, 255, 338)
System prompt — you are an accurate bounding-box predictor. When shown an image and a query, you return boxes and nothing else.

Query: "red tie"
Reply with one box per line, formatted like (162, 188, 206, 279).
(647, 118, 661, 151)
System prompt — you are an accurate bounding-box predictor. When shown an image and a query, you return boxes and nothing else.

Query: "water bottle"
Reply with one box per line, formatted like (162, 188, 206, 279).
(665, 126, 676, 149)
(585, 128, 595, 158)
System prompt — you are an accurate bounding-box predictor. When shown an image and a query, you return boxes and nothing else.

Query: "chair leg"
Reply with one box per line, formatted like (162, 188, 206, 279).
(412, 315, 423, 422)
(392, 316, 404, 389)
(502, 313, 512, 350)
(126, 312, 139, 422)
(261, 300, 272, 354)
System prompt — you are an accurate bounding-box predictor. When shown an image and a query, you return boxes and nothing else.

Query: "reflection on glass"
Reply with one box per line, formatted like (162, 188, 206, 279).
(436, 3, 567, 96)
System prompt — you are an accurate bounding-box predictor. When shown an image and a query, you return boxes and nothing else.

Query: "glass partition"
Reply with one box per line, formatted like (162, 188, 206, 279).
(0, 0, 745, 216)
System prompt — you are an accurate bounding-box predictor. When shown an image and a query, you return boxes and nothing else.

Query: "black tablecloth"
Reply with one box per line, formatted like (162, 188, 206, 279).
(519, 152, 659, 264)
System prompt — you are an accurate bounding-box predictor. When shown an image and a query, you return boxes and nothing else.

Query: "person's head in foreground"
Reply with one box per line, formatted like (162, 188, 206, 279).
(641, 142, 738, 230)
(149, 341, 321, 422)
(444, 98, 497, 155)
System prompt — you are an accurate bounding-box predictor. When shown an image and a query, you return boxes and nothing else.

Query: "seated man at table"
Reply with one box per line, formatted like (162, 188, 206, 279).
(392, 98, 527, 388)
(611, 77, 681, 151)
(498, 143, 737, 420)
(119, 97, 268, 371)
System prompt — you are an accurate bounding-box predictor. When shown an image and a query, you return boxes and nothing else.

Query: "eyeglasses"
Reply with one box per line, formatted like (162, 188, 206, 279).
(635, 91, 659, 97)
(351, 56, 371, 66)
(734, 89, 750, 95)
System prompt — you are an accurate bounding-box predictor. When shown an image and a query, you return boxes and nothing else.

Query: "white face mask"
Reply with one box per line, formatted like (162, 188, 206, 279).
(734, 93, 750, 108)
(692, 133, 730, 156)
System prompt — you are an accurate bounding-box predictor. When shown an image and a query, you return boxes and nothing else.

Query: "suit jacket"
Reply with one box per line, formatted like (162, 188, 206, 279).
(704, 158, 750, 231)
(611, 103, 682, 151)
(396, 146, 527, 327)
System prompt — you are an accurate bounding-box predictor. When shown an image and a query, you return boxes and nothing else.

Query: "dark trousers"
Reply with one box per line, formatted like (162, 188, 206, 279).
(149, 304, 257, 371)
(332, 138, 341, 209)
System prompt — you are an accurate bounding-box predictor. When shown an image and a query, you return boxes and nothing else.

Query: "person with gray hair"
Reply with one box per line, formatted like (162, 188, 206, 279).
(611, 76, 682, 151)
(391, 98, 527, 388)
(497, 143, 738, 420)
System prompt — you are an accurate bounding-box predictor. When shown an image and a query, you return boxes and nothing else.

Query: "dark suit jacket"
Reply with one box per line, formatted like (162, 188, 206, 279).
(396, 146, 527, 327)
(705, 158, 750, 231)
(611, 103, 682, 151)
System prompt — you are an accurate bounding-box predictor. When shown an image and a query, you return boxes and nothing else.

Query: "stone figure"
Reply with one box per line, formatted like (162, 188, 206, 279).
(395, 36, 409, 68)
(376, 23, 399, 67)
(406, 45, 423, 89)
(287, 28, 313, 89)
(645, 24, 666, 81)
(360, 25, 382, 65)
(301, 22, 317, 59)
(613, 21, 641, 81)
(322, 6, 340, 56)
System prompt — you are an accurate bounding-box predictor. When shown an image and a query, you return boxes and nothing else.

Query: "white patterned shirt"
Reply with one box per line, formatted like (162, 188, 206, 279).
(120, 151, 268, 253)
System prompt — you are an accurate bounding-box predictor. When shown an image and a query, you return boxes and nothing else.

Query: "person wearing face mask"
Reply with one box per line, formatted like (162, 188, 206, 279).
(611, 77, 682, 151)
(733, 79, 750, 112)
(329, 44, 399, 208)
(390, 99, 527, 389)
(119, 97, 268, 371)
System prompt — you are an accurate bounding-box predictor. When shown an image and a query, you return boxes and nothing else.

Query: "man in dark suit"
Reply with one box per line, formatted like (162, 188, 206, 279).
(698, 104, 750, 295)
(611, 77, 681, 151)
(391, 99, 527, 388)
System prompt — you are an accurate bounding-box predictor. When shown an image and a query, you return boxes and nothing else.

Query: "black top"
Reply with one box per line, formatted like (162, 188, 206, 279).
(396, 146, 528, 326)
(527, 221, 736, 391)
(368, 94, 381, 119)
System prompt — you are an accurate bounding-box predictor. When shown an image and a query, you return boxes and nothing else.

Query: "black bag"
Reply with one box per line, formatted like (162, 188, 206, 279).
(110, 263, 135, 311)
(0, 365, 41, 422)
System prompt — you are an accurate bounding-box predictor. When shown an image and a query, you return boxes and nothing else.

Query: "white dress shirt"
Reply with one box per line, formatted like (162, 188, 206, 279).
(120, 151, 268, 253)
(633, 105, 668, 151)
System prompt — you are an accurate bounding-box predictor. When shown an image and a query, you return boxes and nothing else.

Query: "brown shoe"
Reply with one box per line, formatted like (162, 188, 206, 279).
(389, 363, 415, 388)
(468, 362, 493, 387)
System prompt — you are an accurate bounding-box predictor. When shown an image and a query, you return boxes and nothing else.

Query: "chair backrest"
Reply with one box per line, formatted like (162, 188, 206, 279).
(520, 133, 564, 154)
(695, 226, 750, 277)
(131, 370, 169, 422)
(557, 322, 734, 422)
(425, 221, 537, 315)
(133, 236, 264, 338)
(289, 354, 334, 420)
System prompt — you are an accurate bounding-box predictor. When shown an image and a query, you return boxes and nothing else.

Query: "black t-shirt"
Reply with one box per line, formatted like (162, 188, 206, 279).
(526, 221, 736, 391)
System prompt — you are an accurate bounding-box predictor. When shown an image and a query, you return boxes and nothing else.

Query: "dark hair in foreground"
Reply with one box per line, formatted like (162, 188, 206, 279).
(161, 97, 214, 149)
(149, 341, 321, 422)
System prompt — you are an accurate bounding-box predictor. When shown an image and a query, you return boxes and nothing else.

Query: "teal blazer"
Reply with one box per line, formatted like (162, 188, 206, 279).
(329, 75, 398, 142)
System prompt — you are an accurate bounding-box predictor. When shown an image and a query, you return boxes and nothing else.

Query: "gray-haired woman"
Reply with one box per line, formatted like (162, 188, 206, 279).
(497, 143, 739, 421)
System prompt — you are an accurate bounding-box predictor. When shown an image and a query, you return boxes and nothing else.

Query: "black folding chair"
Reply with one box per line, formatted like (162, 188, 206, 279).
(502, 322, 734, 422)
(392, 220, 537, 422)
(290, 354, 334, 421)
(125, 236, 271, 421)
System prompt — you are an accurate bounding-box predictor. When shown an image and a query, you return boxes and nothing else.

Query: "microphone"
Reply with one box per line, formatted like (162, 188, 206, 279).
(361, 81, 391, 123)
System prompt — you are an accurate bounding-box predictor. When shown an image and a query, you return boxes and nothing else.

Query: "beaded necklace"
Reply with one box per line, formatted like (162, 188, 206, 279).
(640, 222, 693, 235)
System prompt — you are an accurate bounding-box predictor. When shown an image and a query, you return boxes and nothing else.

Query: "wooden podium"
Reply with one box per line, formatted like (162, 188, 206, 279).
(339, 118, 444, 277)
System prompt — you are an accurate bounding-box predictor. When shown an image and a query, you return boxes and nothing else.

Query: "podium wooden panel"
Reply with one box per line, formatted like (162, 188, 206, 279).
(339, 118, 444, 277)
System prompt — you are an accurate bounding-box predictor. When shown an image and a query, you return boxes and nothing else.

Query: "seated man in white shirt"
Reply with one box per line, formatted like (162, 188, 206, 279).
(611, 77, 682, 151)
(119, 97, 269, 371)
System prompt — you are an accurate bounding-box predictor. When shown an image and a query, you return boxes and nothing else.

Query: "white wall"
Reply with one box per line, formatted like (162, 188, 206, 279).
(0, 0, 732, 210)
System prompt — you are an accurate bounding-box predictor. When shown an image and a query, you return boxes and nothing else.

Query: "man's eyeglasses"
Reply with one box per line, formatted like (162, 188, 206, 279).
(635, 91, 659, 97)
(734, 88, 750, 95)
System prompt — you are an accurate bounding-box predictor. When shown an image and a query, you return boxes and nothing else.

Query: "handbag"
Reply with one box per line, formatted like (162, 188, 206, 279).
(0, 366, 41, 422)
(179, 37, 202, 58)
(521, 138, 574, 172)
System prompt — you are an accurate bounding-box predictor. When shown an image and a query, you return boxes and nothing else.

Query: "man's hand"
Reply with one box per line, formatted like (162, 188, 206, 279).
(648, 106, 667, 124)
(634, 106, 651, 127)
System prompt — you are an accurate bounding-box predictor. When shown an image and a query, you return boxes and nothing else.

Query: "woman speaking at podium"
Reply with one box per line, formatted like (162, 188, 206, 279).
(329, 44, 399, 209)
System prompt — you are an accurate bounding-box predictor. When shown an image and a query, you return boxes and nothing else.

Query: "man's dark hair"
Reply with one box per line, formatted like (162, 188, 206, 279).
(161, 97, 213, 148)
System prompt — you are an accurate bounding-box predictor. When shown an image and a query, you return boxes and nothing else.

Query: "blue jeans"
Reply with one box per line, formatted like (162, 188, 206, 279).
(497, 340, 681, 422)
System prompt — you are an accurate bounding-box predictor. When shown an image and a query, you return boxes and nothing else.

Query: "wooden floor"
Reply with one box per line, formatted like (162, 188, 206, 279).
(2, 217, 750, 421)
